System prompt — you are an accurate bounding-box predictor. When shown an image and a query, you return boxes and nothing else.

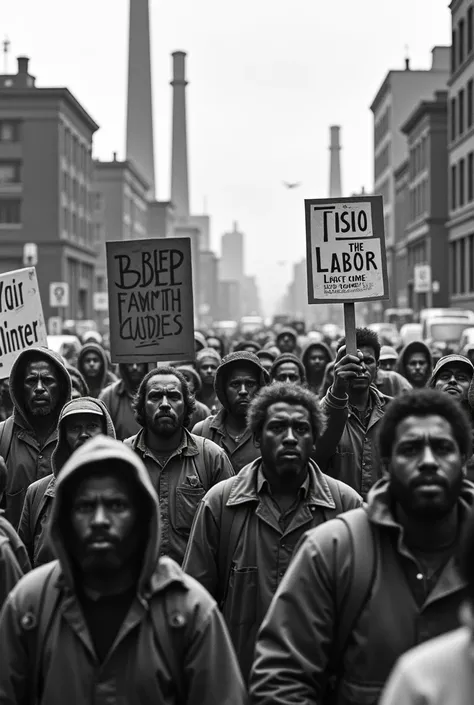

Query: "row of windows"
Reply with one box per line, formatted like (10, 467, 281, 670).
(374, 144, 390, 181)
(409, 179, 428, 223)
(0, 161, 21, 184)
(407, 243, 427, 270)
(61, 124, 92, 177)
(61, 206, 93, 242)
(450, 152, 474, 210)
(374, 107, 391, 148)
(450, 79, 474, 142)
(62, 172, 92, 211)
(409, 136, 429, 179)
(451, 234, 474, 295)
(0, 199, 21, 224)
(452, 7, 474, 74)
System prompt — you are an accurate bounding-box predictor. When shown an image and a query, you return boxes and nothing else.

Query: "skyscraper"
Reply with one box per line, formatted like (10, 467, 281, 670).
(126, 0, 156, 199)
(170, 51, 190, 217)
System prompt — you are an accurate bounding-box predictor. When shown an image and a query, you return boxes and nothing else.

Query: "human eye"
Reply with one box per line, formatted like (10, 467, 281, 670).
(434, 440, 455, 454)
(74, 499, 94, 513)
(109, 499, 128, 512)
(398, 442, 418, 456)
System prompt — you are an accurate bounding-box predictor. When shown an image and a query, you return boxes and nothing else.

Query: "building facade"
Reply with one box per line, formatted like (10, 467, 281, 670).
(400, 91, 449, 312)
(448, 0, 474, 309)
(0, 57, 99, 321)
(370, 47, 450, 311)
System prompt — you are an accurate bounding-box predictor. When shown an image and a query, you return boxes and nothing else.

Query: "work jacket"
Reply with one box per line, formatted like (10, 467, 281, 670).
(193, 409, 260, 474)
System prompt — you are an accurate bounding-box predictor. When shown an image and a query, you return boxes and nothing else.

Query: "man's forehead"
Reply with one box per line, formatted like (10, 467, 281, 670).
(358, 346, 376, 358)
(75, 473, 131, 496)
(25, 359, 56, 374)
(439, 363, 472, 375)
(147, 374, 182, 391)
(395, 414, 455, 439)
(277, 362, 299, 371)
(227, 365, 258, 380)
(266, 402, 310, 420)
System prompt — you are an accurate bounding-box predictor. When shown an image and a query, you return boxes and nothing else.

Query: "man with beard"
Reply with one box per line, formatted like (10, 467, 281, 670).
(0, 347, 71, 528)
(183, 383, 362, 681)
(0, 436, 246, 703)
(125, 366, 234, 565)
(18, 396, 115, 567)
(100, 362, 149, 440)
(250, 389, 474, 704)
(397, 341, 433, 389)
(302, 341, 333, 395)
(320, 327, 391, 498)
(77, 342, 117, 399)
(195, 347, 222, 414)
(193, 352, 268, 474)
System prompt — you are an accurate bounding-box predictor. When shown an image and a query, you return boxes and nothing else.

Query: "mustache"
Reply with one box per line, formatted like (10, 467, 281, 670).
(411, 474, 448, 489)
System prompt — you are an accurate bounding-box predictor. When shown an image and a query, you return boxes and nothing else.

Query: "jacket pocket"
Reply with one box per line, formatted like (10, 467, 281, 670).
(175, 485, 206, 535)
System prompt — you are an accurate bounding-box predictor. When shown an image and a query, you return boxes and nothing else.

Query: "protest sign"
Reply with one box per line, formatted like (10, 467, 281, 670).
(106, 238, 194, 363)
(0, 267, 47, 377)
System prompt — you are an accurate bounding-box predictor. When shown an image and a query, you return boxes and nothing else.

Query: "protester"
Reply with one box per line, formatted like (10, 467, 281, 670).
(0, 436, 246, 703)
(397, 341, 433, 389)
(256, 349, 277, 375)
(194, 330, 207, 353)
(206, 335, 226, 357)
(176, 365, 211, 427)
(250, 389, 474, 704)
(0, 347, 72, 528)
(233, 340, 261, 354)
(0, 530, 23, 610)
(99, 362, 149, 440)
(192, 352, 267, 473)
(125, 366, 234, 564)
(429, 354, 474, 413)
(0, 455, 30, 573)
(77, 342, 117, 399)
(183, 382, 362, 680)
(66, 364, 90, 399)
(0, 378, 13, 422)
(378, 345, 398, 372)
(301, 341, 333, 395)
(270, 353, 306, 385)
(375, 368, 412, 397)
(195, 347, 222, 414)
(275, 327, 298, 354)
(320, 327, 391, 497)
(18, 396, 115, 568)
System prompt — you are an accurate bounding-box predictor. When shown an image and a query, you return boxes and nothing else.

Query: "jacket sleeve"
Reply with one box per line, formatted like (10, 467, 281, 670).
(379, 657, 418, 705)
(0, 587, 31, 703)
(17, 490, 33, 565)
(182, 490, 221, 599)
(184, 588, 247, 705)
(249, 523, 350, 705)
(0, 541, 24, 610)
(316, 387, 349, 470)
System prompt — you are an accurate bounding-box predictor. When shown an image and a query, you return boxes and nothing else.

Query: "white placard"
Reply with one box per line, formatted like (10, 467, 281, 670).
(49, 282, 69, 308)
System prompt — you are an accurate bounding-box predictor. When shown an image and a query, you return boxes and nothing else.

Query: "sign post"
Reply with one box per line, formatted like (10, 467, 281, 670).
(106, 237, 194, 364)
(305, 196, 389, 354)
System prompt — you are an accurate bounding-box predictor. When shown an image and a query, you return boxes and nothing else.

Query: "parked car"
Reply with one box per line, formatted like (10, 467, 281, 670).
(420, 308, 474, 339)
(424, 317, 473, 354)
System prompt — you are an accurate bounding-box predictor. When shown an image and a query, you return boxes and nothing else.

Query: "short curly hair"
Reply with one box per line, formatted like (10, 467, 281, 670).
(377, 388, 472, 459)
(133, 366, 196, 429)
(247, 382, 325, 442)
(337, 327, 381, 361)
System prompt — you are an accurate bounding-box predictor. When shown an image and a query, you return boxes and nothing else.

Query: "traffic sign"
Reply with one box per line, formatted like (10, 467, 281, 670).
(23, 243, 38, 267)
(49, 282, 69, 308)
(48, 316, 63, 335)
(414, 264, 431, 293)
(93, 292, 109, 312)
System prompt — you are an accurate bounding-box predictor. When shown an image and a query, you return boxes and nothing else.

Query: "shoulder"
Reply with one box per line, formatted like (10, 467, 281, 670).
(323, 474, 363, 508)
(25, 475, 53, 499)
(99, 381, 121, 398)
(301, 507, 369, 558)
(154, 557, 219, 624)
(4, 561, 60, 606)
(199, 474, 238, 508)
(192, 415, 216, 437)
(123, 433, 139, 448)
(190, 433, 226, 459)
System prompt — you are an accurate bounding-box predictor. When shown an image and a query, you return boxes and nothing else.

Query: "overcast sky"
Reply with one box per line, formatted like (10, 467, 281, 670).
(4, 0, 451, 315)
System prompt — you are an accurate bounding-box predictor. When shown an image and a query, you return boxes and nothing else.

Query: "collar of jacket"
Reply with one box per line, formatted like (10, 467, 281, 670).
(134, 426, 200, 458)
(225, 457, 337, 510)
(348, 384, 391, 416)
(208, 408, 253, 443)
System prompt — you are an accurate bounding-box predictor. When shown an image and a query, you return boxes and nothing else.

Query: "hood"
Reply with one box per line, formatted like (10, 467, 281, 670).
(429, 354, 474, 388)
(194, 331, 207, 352)
(214, 351, 268, 408)
(77, 342, 110, 390)
(276, 327, 298, 345)
(66, 364, 90, 397)
(49, 435, 160, 593)
(195, 347, 222, 369)
(396, 341, 432, 379)
(270, 353, 307, 383)
(118, 362, 152, 393)
(176, 364, 202, 393)
(9, 346, 72, 429)
(51, 396, 116, 476)
(301, 341, 334, 370)
(233, 340, 261, 354)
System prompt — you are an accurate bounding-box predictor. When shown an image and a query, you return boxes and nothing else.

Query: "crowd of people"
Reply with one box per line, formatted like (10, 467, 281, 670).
(0, 321, 474, 702)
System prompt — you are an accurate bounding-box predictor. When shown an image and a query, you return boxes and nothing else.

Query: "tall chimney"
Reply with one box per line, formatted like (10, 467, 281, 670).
(126, 0, 156, 198)
(170, 51, 190, 217)
(329, 126, 342, 198)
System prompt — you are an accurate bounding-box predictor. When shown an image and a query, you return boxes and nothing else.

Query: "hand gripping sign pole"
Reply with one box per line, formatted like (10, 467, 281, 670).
(305, 196, 388, 355)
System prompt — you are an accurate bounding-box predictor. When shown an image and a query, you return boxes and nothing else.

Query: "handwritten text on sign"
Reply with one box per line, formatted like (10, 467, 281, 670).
(305, 196, 388, 303)
(106, 238, 194, 363)
(0, 267, 48, 377)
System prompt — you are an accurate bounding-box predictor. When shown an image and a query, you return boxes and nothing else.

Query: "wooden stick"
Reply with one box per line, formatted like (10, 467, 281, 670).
(343, 302, 357, 355)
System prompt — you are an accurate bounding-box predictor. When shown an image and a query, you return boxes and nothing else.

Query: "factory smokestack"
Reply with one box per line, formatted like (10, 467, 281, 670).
(329, 125, 342, 198)
(126, 0, 156, 198)
(170, 51, 190, 217)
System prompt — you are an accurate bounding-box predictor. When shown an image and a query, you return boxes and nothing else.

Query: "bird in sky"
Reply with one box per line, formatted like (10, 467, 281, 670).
(282, 181, 301, 189)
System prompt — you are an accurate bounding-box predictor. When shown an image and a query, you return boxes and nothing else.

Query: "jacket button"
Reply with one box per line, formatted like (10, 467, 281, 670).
(38, 455, 43, 460)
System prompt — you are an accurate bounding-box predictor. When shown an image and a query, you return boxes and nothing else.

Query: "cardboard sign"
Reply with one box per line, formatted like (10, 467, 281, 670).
(106, 238, 194, 363)
(305, 195, 389, 303)
(0, 267, 48, 377)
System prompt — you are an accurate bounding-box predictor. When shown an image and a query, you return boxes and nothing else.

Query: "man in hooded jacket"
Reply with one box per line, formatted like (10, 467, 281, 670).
(77, 341, 117, 399)
(302, 341, 334, 395)
(99, 362, 149, 440)
(0, 436, 246, 704)
(0, 347, 72, 529)
(397, 341, 433, 389)
(18, 396, 116, 567)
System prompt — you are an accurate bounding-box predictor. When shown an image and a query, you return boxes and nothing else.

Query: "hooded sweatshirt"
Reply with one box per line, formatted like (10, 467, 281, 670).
(66, 364, 90, 398)
(18, 396, 116, 568)
(2, 346, 72, 528)
(276, 326, 299, 353)
(396, 341, 433, 387)
(0, 435, 246, 704)
(99, 362, 151, 441)
(77, 342, 117, 398)
(270, 353, 307, 384)
(301, 341, 334, 394)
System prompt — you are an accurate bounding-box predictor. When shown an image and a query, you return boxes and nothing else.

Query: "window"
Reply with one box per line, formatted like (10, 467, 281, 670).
(0, 199, 21, 223)
(94, 192, 103, 211)
(469, 80, 473, 128)
(469, 152, 474, 201)
(459, 89, 465, 134)
(62, 206, 68, 233)
(460, 18, 466, 65)
(460, 237, 466, 293)
(0, 121, 19, 143)
(460, 158, 465, 207)
(451, 97, 457, 141)
(72, 213, 77, 236)
(470, 234, 474, 292)
(452, 163, 457, 210)
(452, 28, 457, 73)
(451, 241, 458, 295)
(469, 7, 473, 54)
(0, 162, 20, 184)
